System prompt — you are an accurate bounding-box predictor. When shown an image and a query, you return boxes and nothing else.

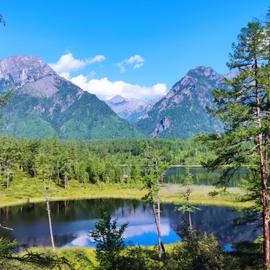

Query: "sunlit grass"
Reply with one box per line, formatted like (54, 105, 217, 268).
(0, 172, 251, 209)
(19, 247, 97, 270)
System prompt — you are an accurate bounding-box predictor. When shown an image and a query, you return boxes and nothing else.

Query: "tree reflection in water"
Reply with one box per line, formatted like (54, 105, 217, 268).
(0, 199, 260, 248)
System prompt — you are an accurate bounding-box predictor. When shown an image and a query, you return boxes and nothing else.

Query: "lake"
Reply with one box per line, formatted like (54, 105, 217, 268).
(0, 199, 260, 248)
(164, 166, 249, 187)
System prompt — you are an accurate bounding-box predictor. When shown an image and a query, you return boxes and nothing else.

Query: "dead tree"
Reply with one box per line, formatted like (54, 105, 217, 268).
(45, 187, 55, 249)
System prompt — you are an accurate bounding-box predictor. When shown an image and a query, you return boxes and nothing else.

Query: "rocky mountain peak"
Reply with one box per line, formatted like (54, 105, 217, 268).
(187, 66, 223, 81)
(136, 65, 224, 138)
(106, 95, 154, 123)
(167, 66, 224, 98)
(0, 55, 55, 87)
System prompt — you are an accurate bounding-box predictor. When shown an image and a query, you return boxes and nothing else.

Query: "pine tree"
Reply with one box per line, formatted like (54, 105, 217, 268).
(199, 20, 270, 268)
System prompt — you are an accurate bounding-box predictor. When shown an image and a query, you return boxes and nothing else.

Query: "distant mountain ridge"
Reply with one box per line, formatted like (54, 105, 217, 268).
(136, 66, 225, 138)
(106, 95, 155, 123)
(0, 56, 144, 139)
(0, 56, 227, 139)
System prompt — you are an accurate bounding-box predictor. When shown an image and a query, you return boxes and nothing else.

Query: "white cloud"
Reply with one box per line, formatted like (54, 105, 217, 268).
(124, 223, 171, 238)
(88, 55, 106, 64)
(70, 75, 167, 100)
(117, 54, 145, 73)
(50, 53, 106, 78)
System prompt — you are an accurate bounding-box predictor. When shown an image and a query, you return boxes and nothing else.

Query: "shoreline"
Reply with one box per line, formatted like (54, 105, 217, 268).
(0, 179, 251, 209)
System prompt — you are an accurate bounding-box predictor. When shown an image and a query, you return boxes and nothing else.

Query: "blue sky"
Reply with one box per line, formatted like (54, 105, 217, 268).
(1, 0, 269, 99)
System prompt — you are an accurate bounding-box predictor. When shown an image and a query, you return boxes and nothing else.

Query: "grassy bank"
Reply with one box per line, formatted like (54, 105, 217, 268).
(0, 175, 250, 209)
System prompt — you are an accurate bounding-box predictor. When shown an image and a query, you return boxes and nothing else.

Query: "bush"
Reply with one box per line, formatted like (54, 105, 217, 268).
(90, 212, 127, 270)
(119, 247, 165, 270)
(167, 230, 230, 270)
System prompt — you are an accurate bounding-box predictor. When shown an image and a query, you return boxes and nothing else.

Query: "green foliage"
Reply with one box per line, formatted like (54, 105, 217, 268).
(56, 248, 96, 270)
(177, 188, 199, 214)
(199, 19, 270, 190)
(198, 12, 270, 268)
(93, 232, 234, 270)
(230, 241, 263, 269)
(90, 212, 127, 270)
(0, 90, 13, 109)
(142, 142, 171, 204)
(177, 168, 200, 230)
(167, 231, 231, 270)
(198, 14, 270, 216)
(0, 237, 19, 257)
(0, 137, 213, 190)
(0, 237, 70, 270)
(119, 247, 165, 270)
(5, 247, 97, 270)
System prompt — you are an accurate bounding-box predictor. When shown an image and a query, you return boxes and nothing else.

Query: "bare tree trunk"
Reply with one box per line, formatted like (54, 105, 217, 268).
(152, 203, 165, 258)
(45, 187, 55, 249)
(255, 61, 270, 269)
(157, 184, 162, 257)
(188, 212, 193, 231)
(265, 115, 270, 270)
(258, 130, 270, 269)
(156, 171, 166, 258)
(6, 170, 12, 190)
(64, 171, 68, 189)
(6, 173, 9, 190)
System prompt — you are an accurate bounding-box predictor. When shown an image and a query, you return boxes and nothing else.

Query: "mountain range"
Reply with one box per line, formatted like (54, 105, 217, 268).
(0, 56, 144, 139)
(0, 56, 226, 139)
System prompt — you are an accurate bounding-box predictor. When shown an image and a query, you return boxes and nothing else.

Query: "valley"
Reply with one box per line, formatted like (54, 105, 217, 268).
(1, 1, 270, 269)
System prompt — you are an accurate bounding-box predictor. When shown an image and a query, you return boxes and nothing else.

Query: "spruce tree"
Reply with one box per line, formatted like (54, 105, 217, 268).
(90, 213, 127, 270)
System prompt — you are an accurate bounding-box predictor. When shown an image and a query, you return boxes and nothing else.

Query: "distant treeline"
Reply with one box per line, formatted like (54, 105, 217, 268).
(0, 137, 212, 188)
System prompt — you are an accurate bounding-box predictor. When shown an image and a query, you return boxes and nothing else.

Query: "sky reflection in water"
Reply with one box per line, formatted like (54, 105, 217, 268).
(0, 199, 260, 248)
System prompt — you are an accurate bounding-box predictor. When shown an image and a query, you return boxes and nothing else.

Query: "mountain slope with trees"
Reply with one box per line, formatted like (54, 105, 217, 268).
(137, 66, 225, 138)
(0, 56, 144, 139)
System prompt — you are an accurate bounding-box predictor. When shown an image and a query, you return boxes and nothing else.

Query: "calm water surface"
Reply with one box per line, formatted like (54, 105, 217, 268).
(164, 167, 249, 187)
(0, 199, 260, 248)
